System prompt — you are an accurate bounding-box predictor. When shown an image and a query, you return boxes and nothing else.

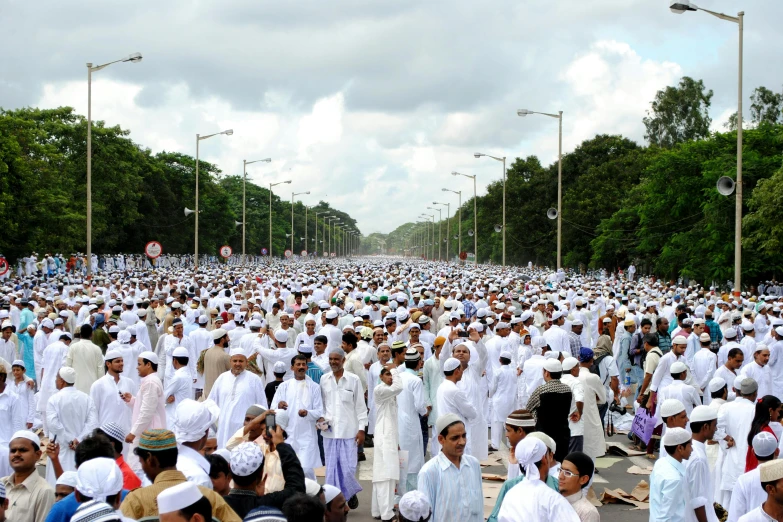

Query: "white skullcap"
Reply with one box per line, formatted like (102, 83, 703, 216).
(172, 347, 190, 358)
(323, 484, 342, 504)
(173, 399, 215, 443)
(699, 333, 711, 342)
(759, 460, 783, 483)
(562, 357, 579, 371)
(571, 319, 583, 326)
(273, 361, 287, 374)
(660, 399, 685, 418)
(551, 311, 563, 321)
(71, 501, 117, 522)
(775, 326, 783, 337)
(670, 361, 688, 375)
(527, 431, 556, 454)
(304, 478, 321, 497)
(212, 328, 228, 340)
(499, 350, 513, 360)
(12, 430, 40, 448)
(158, 481, 205, 515)
(230, 442, 264, 476)
(443, 357, 460, 372)
(103, 349, 122, 361)
(708, 377, 727, 393)
(198, 315, 209, 325)
(56, 470, 78, 487)
(742, 323, 755, 332)
(672, 335, 688, 345)
(690, 405, 717, 423)
(468, 322, 484, 332)
(543, 359, 562, 373)
(117, 330, 131, 343)
(753, 431, 779, 458)
(733, 375, 745, 391)
(228, 347, 247, 358)
(325, 309, 339, 320)
(515, 437, 548, 481)
(275, 409, 290, 432)
(274, 329, 289, 343)
(59, 367, 77, 384)
(663, 427, 691, 446)
(435, 413, 463, 435)
(139, 351, 158, 364)
(723, 328, 737, 339)
(399, 490, 431, 521)
(76, 458, 123, 501)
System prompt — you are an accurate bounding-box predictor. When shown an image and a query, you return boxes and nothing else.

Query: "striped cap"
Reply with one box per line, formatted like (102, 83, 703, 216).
(138, 429, 177, 451)
(98, 422, 126, 445)
(71, 500, 120, 522)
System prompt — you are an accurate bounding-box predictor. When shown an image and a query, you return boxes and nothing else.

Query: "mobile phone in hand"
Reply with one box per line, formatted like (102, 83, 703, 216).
(266, 413, 276, 437)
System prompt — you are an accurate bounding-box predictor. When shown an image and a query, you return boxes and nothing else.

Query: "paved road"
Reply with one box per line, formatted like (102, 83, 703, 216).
(316, 432, 650, 521)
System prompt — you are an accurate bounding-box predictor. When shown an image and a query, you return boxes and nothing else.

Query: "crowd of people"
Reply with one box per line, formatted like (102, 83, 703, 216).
(0, 256, 781, 521)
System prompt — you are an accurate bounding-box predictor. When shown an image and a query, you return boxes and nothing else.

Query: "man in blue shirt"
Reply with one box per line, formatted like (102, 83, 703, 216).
(650, 427, 693, 522)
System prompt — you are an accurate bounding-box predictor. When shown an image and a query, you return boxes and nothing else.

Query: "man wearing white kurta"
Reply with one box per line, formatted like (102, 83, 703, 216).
(435, 357, 478, 457)
(257, 329, 297, 385)
(38, 332, 71, 430)
(717, 377, 758, 510)
(89, 349, 136, 442)
(189, 316, 213, 393)
(371, 363, 402, 521)
(163, 319, 195, 384)
(740, 347, 772, 400)
(561, 356, 586, 453)
(173, 399, 215, 489)
(45, 366, 99, 486)
(115, 329, 141, 387)
(208, 347, 267, 448)
(489, 352, 518, 451)
(164, 347, 194, 425)
(397, 348, 428, 495)
(270, 354, 323, 479)
(577, 348, 607, 460)
(727, 432, 778, 522)
(687, 405, 720, 522)
(422, 338, 444, 444)
(65, 324, 104, 395)
(320, 347, 368, 507)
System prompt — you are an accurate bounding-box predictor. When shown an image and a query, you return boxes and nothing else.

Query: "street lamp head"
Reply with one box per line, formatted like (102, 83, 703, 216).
(474, 153, 482, 159)
(670, 0, 697, 13)
(305, 191, 310, 194)
(262, 158, 271, 162)
(284, 180, 292, 184)
(517, 109, 531, 117)
(451, 171, 459, 176)
(124, 52, 143, 63)
(223, 129, 234, 136)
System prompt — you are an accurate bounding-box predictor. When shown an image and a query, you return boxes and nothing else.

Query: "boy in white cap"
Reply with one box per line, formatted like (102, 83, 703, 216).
(399, 490, 431, 522)
(649, 427, 693, 521)
(739, 460, 783, 521)
(657, 361, 701, 418)
(45, 367, 99, 486)
(157, 481, 211, 522)
(717, 378, 759, 510)
(256, 329, 297, 386)
(729, 432, 779, 522)
(687, 405, 720, 522)
(164, 346, 193, 425)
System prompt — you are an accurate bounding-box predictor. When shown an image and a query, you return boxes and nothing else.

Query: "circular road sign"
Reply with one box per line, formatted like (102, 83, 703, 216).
(261, 248, 268, 256)
(0, 258, 8, 277)
(219, 245, 233, 258)
(284, 249, 293, 258)
(144, 241, 163, 259)
(300, 250, 308, 257)
(330, 252, 336, 257)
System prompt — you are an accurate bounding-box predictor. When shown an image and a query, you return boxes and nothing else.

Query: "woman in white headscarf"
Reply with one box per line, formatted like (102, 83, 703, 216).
(497, 437, 580, 522)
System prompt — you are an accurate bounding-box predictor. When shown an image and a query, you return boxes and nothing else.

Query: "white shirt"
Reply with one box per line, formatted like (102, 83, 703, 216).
(208, 369, 267, 448)
(741, 362, 773, 400)
(45, 386, 99, 486)
(270, 376, 323, 470)
(320, 370, 367, 439)
(561, 373, 585, 436)
(498, 477, 580, 522)
(686, 439, 719, 522)
(729, 467, 767, 522)
(176, 444, 212, 489)
(89, 374, 136, 435)
(738, 506, 777, 522)
(164, 366, 193, 425)
(0, 386, 25, 445)
(650, 454, 688, 522)
(718, 397, 756, 492)
(692, 349, 718, 394)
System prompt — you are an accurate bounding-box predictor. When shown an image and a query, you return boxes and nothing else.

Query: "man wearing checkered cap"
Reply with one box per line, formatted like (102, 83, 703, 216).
(94, 422, 141, 491)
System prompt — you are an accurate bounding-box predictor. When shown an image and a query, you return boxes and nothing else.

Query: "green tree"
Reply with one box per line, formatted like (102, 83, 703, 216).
(643, 76, 713, 148)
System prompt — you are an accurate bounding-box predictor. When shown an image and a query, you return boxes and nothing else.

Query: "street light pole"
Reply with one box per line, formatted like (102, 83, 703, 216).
(670, 2, 743, 294)
(517, 109, 563, 269)
(452, 172, 478, 266)
(195, 128, 233, 268)
(243, 158, 271, 263)
(314, 212, 327, 256)
(442, 189, 462, 260)
(475, 153, 506, 266)
(291, 191, 310, 252)
(433, 202, 450, 261)
(269, 180, 292, 259)
(86, 52, 142, 275)
(427, 207, 442, 260)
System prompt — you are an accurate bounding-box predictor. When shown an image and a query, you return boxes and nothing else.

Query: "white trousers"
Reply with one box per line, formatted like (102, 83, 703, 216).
(371, 479, 396, 520)
(490, 421, 505, 450)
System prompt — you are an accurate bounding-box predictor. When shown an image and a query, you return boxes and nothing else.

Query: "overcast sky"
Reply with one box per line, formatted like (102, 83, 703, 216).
(3, 0, 781, 235)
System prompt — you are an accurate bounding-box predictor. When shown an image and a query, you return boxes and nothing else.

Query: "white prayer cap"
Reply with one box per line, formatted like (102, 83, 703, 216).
(139, 351, 158, 364)
(59, 367, 76, 384)
(562, 357, 579, 371)
(670, 361, 688, 375)
(742, 322, 755, 332)
(500, 350, 513, 360)
(117, 330, 131, 343)
(527, 431, 556, 454)
(12, 430, 41, 448)
(323, 484, 342, 504)
(671, 335, 688, 345)
(699, 332, 711, 342)
(325, 309, 339, 320)
(247, 319, 262, 329)
(571, 319, 583, 326)
(198, 315, 209, 325)
(733, 375, 745, 391)
(551, 310, 563, 321)
(304, 478, 322, 497)
(760, 460, 783, 483)
(274, 329, 289, 343)
(98, 422, 126, 444)
(230, 442, 264, 477)
(690, 405, 717, 424)
(723, 328, 737, 339)
(443, 358, 460, 372)
(496, 321, 510, 330)
(399, 491, 431, 522)
(108, 325, 119, 333)
(174, 399, 215, 443)
(753, 432, 779, 458)
(741, 378, 759, 395)
(71, 501, 118, 522)
(660, 399, 685, 418)
(158, 481, 205, 515)
(76, 457, 123, 501)
(777, 326, 783, 337)
(514, 437, 548, 481)
(708, 377, 727, 393)
(273, 361, 286, 373)
(212, 328, 228, 340)
(663, 427, 691, 446)
(103, 349, 122, 362)
(435, 413, 463, 435)
(275, 409, 290, 431)
(520, 311, 533, 322)
(298, 344, 313, 354)
(543, 359, 562, 373)
(228, 347, 246, 358)
(172, 347, 190, 358)
(56, 470, 78, 487)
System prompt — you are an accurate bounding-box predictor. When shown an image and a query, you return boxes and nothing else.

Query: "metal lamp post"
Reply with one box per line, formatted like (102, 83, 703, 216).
(452, 172, 478, 266)
(86, 52, 142, 275)
(475, 153, 506, 266)
(427, 206, 442, 260)
(670, 1, 744, 295)
(195, 128, 233, 268)
(269, 180, 292, 258)
(291, 191, 310, 252)
(433, 201, 450, 261)
(517, 108, 562, 269)
(442, 188, 462, 259)
(242, 157, 271, 263)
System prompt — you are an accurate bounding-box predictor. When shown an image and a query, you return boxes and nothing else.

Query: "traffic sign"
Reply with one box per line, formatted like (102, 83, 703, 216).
(300, 250, 307, 257)
(323, 252, 329, 257)
(330, 252, 336, 257)
(219, 245, 233, 258)
(261, 248, 268, 256)
(0, 258, 8, 277)
(284, 249, 293, 258)
(145, 241, 163, 259)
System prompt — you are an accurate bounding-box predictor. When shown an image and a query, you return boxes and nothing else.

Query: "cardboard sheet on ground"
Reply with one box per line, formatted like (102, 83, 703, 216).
(482, 473, 507, 481)
(594, 457, 622, 469)
(631, 480, 650, 502)
(627, 464, 653, 475)
(480, 456, 503, 467)
(600, 481, 650, 510)
(606, 441, 646, 457)
(586, 487, 602, 507)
